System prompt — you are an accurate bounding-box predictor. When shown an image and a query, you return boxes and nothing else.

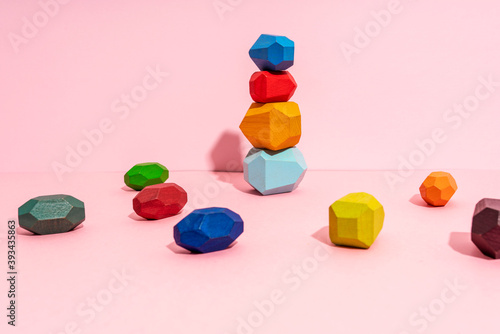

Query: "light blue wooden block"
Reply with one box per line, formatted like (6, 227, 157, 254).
(243, 147, 307, 195)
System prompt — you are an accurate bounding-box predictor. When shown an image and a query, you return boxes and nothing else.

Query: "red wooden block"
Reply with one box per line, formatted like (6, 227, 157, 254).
(249, 71, 297, 103)
(133, 183, 187, 220)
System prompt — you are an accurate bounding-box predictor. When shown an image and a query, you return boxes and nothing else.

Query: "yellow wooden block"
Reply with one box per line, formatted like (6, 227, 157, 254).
(329, 192, 384, 249)
(239, 102, 301, 151)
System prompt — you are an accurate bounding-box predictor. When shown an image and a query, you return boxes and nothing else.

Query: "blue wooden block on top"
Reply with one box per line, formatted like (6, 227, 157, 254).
(173, 207, 244, 253)
(244, 147, 307, 195)
(249, 34, 294, 71)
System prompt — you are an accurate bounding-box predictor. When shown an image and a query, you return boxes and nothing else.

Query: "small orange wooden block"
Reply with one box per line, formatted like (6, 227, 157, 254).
(239, 102, 301, 151)
(419, 171, 458, 206)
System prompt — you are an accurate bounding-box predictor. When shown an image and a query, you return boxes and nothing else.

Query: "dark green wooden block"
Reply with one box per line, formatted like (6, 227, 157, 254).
(18, 194, 85, 235)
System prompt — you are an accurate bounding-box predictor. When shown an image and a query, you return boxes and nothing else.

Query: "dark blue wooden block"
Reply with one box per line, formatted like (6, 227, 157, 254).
(173, 207, 244, 253)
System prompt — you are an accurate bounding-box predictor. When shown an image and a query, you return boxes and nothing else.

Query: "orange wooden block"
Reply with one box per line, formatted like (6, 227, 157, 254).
(419, 171, 458, 206)
(239, 102, 301, 151)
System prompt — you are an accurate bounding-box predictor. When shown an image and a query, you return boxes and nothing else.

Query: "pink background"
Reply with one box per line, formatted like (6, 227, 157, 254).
(2, 0, 500, 176)
(2, 0, 500, 333)
(2, 170, 500, 334)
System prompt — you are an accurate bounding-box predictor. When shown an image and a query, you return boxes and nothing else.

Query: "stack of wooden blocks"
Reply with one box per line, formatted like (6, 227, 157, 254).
(239, 34, 307, 195)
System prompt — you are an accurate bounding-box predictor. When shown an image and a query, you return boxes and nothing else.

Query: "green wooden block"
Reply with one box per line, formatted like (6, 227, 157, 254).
(18, 194, 85, 235)
(124, 162, 169, 190)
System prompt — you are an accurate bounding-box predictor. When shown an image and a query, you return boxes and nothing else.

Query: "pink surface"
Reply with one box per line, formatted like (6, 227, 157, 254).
(1, 170, 500, 333)
(2, 0, 500, 176)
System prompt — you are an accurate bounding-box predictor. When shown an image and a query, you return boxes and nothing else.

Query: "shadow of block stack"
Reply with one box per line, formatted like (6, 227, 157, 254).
(239, 34, 307, 195)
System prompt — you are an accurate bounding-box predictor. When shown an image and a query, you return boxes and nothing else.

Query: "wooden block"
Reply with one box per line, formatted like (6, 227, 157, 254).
(133, 183, 187, 220)
(239, 102, 301, 151)
(249, 34, 294, 71)
(243, 147, 307, 195)
(174, 207, 244, 253)
(18, 194, 85, 235)
(471, 198, 500, 259)
(419, 171, 457, 206)
(124, 162, 169, 190)
(329, 192, 384, 249)
(250, 71, 297, 103)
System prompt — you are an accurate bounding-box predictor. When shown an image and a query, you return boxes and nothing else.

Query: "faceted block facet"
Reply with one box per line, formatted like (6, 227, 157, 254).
(471, 198, 500, 259)
(250, 71, 297, 103)
(173, 207, 244, 253)
(329, 192, 384, 249)
(249, 34, 294, 71)
(239, 102, 301, 151)
(124, 162, 169, 190)
(419, 171, 457, 206)
(243, 147, 307, 196)
(18, 194, 85, 235)
(133, 183, 187, 220)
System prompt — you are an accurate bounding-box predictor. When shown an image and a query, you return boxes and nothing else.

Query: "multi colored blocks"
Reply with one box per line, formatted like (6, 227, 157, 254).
(241, 34, 307, 195)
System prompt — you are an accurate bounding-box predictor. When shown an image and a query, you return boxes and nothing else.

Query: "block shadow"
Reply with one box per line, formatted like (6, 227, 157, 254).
(166, 241, 238, 255)
(209, 130, 244, 175)
(128, 212, 147, 221)
(448, 231, 491, 260)
(226, 173, 262, 195)
(409, 194, 429, 207)
(128, 211, 185, 222)
(16, 224, 84, 236)
(311, 226, 372, 251)
(311, 226, 333, 247)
